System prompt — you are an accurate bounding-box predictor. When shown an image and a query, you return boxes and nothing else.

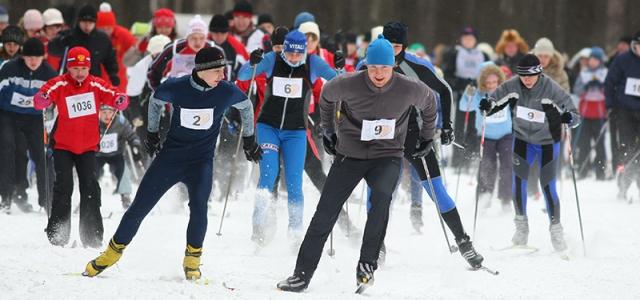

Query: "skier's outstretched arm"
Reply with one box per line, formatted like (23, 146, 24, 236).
(231, 98, 255, 137)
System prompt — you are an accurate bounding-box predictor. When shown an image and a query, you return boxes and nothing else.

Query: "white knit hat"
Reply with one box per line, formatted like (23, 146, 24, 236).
(298, 21, 320, 38)
(186, 15, 207, 37)
(42, 8, 64, 26)
(147, 34, 171, 55)
(532, 37, 555, 56)
(23, 9, 44, 30)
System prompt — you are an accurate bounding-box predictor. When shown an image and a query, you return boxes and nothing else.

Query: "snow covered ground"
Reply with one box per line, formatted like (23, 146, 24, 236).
(2, 165, 640, 300)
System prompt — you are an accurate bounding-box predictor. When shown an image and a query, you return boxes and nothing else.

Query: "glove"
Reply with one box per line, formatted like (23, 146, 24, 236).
(114, 93, 129, 110)
(144, 131, 162, 156)
(242, 135, 262, 162)
(131, 144, 143, 161)
(412, 138, 433, 159)
(560, 112, 573, 124)
(333, 50, 345, 69)
(440, 127, 454, 146)
(322, 130, 338, 156)
(478, 97, 494, 112)
(541, 101, 574, 126)
(250, 49, 264, 66)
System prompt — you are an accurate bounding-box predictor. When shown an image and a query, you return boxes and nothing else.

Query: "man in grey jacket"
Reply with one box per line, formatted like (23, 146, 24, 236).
(479, 54, 580, 253)
(277, 36, 437, 293)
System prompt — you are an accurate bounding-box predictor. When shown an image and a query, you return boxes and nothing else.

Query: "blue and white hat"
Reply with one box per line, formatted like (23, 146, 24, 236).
(283, 30, 307, 54)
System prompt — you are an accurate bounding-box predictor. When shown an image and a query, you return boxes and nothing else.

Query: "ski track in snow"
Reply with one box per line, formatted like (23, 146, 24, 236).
(2, 167, 640, 300)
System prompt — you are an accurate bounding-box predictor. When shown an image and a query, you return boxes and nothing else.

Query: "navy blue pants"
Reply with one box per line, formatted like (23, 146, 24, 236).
(113, 157, 213, 248)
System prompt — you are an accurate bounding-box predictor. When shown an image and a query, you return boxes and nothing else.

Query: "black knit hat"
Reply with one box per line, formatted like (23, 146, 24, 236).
(22, 38, 45, 56)
(271, 26, 289, 46)
(209, 14, 229, 33)
(1, 25, 26, 45)
(77, 4, 97, 22)
(517, 54, 543, 76)
(233, 1, 253, 15)
(194, 47, 227, 71)
(257, 14, 273, 26)
(383, 21, 408, 46)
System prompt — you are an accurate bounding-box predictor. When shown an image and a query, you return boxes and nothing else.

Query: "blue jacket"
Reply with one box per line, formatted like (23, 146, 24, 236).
(605, 50, 640, 111)
(459, 90, 512, 140)
(0, 57, 57, 115)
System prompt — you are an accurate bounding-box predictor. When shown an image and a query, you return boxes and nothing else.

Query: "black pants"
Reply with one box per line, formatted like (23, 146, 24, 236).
(46, 150, 103, 247)
(617, 110, 640, 192)
(0, 111, 51, 206)
(96, 155, 125, 191)
(295, 155, 401, 278)
(574, 119, 607, 179)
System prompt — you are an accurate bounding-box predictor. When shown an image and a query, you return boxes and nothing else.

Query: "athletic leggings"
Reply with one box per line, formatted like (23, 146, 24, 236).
(512, 138, 561, 224)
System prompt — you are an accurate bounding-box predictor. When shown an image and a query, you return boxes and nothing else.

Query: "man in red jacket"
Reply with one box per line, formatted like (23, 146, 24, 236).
(35, 46, 129, 248)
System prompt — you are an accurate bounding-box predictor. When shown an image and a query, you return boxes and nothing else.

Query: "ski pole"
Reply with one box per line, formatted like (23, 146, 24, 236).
(99, 110, 119, 143)
(421, 155, 457, 253)
(327, 231, 335, 257)
(566, 125, 586, 255)
(217, 66, 258, 236)
(42, 111, 52, 217)
(125, 144, 140, 181)
(472, 111, 487, 239)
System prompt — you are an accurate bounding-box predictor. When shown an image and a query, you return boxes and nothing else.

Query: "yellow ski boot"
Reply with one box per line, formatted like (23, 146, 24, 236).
(84, 238, 126, 277)
(183, 244, 202, 280)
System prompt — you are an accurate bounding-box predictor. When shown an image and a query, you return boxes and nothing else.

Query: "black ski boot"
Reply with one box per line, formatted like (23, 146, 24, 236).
(355, 261, 375, 293)
(456, 235, 484, 268)
(277, 271, 310, 292)
(13, 192, 33, 213)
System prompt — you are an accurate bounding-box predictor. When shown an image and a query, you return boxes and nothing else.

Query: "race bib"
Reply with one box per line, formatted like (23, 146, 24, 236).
(486, 107, 508, 124)
(624, 77, 640, 97)
(516, 106, 545, 123)
(272, 77, 303, 98)
(361, 119, 396, 141)
(10, 92, 34, 108)
(180, 108, 214, 130)
(100, 133, 118, 153)
(65, 92, 96, 118)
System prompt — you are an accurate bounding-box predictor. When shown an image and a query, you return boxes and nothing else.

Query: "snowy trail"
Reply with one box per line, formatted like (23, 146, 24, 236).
(2, 169, 640, 299)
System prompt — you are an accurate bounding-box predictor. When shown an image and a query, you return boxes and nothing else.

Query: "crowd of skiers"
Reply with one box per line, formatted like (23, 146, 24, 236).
(0, 0, 639, 293)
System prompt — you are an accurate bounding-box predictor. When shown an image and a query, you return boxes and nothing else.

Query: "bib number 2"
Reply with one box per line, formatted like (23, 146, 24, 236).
(180, 108, 214, 130)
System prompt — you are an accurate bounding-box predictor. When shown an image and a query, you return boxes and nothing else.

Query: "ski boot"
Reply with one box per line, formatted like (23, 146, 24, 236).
(0, 194, 11, 213)
(277, 271, 310, 292)
(120, 194, 131, 209)
(456, 235, 484, 268)
(355, 261, 375, 293)
(410, 203, 423, 232)
(84, 238, 126, 277)
(183, 244, 202, 280)
(13, 192, 33, 213)
(512, 215, 529, 246)
(549, 223, 568, 252)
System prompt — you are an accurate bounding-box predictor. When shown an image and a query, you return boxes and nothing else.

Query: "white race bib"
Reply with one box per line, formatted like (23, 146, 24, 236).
(100, 133, 118, 153)
(516, 106, 546, 123)
(361, 119, 396, 141)
(10, 92, 34, 108)
(180, 108, 214, 130)
(272, 77, 303, 98)
(486, 107, 508, 124)
(624, 77, 640, 97)
(65, 92, 96, 118)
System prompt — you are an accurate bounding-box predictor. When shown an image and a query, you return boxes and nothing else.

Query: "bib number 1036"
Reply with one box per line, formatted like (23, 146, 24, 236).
(65, 92, 97, 118)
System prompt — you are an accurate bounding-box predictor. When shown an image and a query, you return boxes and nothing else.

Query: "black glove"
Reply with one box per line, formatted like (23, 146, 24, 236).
(440, 127, 454, 146)
(250, 49, 264, 66)
(144, 131, 161, 156)
(322, 130, 338, 156)
(131, 144, 143, 161)
(243, 135, 262, 162)
(412, 138, 433, 159)
(478, 97, 494, 112)
(333, 50, 345, 69)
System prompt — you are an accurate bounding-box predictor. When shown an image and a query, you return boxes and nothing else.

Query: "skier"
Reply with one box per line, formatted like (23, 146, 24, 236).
(96, 105, 143, 208)
(479, 54, 581, 252)
(277, 35, 437, 292)
(459, 62, 512, 211)
(34, 46, 129, 248)
(83, 47, 261, 280)
(238, 30, 340, 246)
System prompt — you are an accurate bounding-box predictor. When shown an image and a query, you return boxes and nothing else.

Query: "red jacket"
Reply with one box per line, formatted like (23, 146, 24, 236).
(101, 25, 137, 92)
(36, 73, 128, 154)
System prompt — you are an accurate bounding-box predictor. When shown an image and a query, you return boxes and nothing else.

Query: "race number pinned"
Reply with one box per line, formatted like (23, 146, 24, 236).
(272, 77, 303, 98)
(180, 108, 214, 130)
(361, 119, 396, 141)
(516, 106, 545, 123)
(65, 92, 96, 118)
(10, 92, 34, 108)
(624, 77, 640, 97)
(100, 133, 118, 153)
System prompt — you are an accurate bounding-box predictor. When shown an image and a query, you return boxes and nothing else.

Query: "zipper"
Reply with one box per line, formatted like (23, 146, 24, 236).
(279, 70, 294, 129)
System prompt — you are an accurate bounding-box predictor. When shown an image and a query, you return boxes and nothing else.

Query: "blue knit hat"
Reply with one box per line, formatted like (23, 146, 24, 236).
(589, 47, 605, 62)
(366, 34, 394, 66)
(293, 12, 315, 29)
(283, 30, 307, 53)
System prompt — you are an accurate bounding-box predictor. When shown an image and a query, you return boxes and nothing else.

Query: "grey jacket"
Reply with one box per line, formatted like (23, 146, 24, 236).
(320, 71, 437, 159)
(488, 74, 581, 145)
(98, 114, 141, 157)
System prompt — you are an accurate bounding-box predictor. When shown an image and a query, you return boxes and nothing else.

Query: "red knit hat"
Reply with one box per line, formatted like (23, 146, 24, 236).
(67, 47, 91, 68)
(153, 8, 175, 28)
(96, 11, 116, 28)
